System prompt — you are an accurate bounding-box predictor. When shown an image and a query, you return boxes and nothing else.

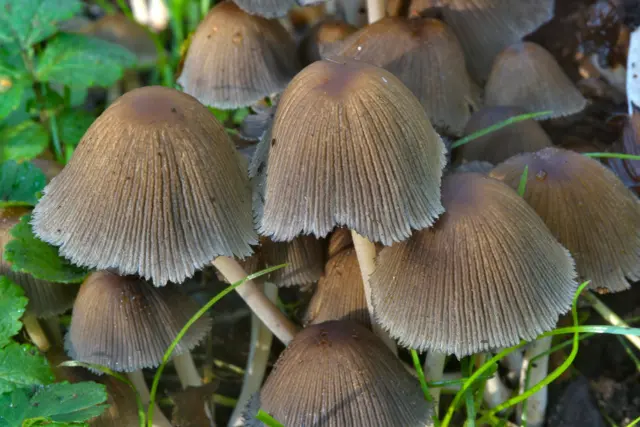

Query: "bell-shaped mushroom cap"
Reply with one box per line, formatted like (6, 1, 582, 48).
(458, 106, 553, 164)
(254, 57, 447, 245)
(66, 271, 212, 372)
(440, 0, 554, 81)
(304, 248, 370, 327)
(299, 19, 357, 65)
(485, 42, 587, 118)
(452, 160, 494, 174)
(261, 235, 326, 287)
(370, 172, 578, 357)
(334, 17, 477, 136)
(231, 0, 295, 18)
(249, 320, 432, 426)
(490, 147, 640, 293)
(0, 208, 78, 318)
(32, 86, 257, 286)
(327, 227, 353, 258)
(177, 2, 300, 109)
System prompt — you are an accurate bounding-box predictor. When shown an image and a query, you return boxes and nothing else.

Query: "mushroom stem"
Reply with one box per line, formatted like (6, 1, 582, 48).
(228, 282, 277, 427)
(131, 0, 150, 25)
(41, 316, 63, 348)
(423, 350, 447, 414)
(517, 336, 551, 427)
(212, 256, 298, 345)
(173, 352, 202, 388)
(22, 313, 50, 352)
(366, 0, 386, 24)
(127, 370, 173, 427)
(350, 230, 398, 355)
(484, 372, 512, 409)
(582, 291, 640, 351)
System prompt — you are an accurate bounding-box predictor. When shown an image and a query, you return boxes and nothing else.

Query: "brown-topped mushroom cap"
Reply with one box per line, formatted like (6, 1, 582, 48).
(334, 16, 477, 136)
(261, 235, 326, 287)
(327, 227, 353, 258)
(371, 172, 577, 357)
(66, 271, 212, 372)
(253, 57, 446, 245)
(250, 320, 431, 426)
(32, 86, 257, 286)
(304, 247, 370, 327)
(0, 208, 78, 318)
(299, 18, 357, 65)
(490, 147, 640, 293)
(177, 1, 300, 109)
(485, 42, 587, 118)
(458, 106, 552, 164)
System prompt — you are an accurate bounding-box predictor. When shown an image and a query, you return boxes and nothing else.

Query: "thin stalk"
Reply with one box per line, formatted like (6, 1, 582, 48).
(582, 291, 640, 351)
(366, 0, 386, 24)
(424, 350, 447, 415)
(172, 352, 202, 388)
(350, 230, 398, 354)
(517, 336, 552, 427)
(583, 152, 640, 161)
(200, 0, 211, 17)
(22, 313, 50, 352)
(41, 317, 62, 348)
(212, 257, 298, 344)
(128, 370, 173, 427)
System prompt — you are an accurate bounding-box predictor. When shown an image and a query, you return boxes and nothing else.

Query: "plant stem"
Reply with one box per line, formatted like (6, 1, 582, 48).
(366, 0, 386, 24)
(212, 257, 298, 344)
(41, 316, 62, 348)
(173, 352, 202, 388)
(582, 291, 640, 351)
(127, 370, 173, 427)
(22, 313, 50, 352)
(350, 231, 398, 354)
(228, 282, 277, 427)
(424, 350, 447, 414)
(518, 337, 551, 427)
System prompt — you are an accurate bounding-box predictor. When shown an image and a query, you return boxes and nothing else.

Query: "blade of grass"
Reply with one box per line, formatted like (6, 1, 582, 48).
(411, 349, 440, 426)
(450, 111, 553, 149)
(627, 415, 640, 427)
(583, 153, 640, 161)
(256, 409, 285, 427)
(517, 166, 529, 197)
(147, 264, 287, 427)
(582, 290, 640, 351)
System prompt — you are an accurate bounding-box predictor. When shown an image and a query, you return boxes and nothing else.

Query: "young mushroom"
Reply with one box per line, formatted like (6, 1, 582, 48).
(485, 42, 588, 118)
(177, 1, 300, 109)
(298, 18, 357, 65)
(245, 320, 432, 426)
(260, 235, 326, 287)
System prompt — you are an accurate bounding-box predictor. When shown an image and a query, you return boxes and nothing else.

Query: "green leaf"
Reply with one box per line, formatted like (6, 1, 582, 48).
(58, 110, 94, 147)
(36, 33, 136, 88)
(0, 0, 82, 48)
(232, 107, 250, 126)
(0, 342, 54, 393)
(0, 277, 27, 347)
(0, 161, 47, 207)
(0, 45, 30, 120)
(209, 107, 230, 123)
(4, 214, 90, 284)
(0, 121, 49, 162)
(0, 382, 107, 426)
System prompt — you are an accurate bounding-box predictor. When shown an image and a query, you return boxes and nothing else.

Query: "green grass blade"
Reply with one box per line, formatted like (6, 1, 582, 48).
(583, 153, 640, 161)
(256, 409, 285, 427)
(627, 415, 640, 427)
(411, 349, 432, 403)
(517, 166, 529, 197)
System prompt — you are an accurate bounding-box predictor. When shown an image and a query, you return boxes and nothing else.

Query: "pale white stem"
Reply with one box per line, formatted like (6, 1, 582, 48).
(127, 370, 173, 427)
(517, 337, 551, 427)
(228, 282, 278, 427)
(130, 0, 150, 25)
(212, 256, 298, 345)
(502, 349, 524, 374)
(483, 374, 512, 409)
(424, 350, 447, 414)
(22, 313, 50, 352)
(583, 291, 640, 351)
(148, 0, 170, 31)
(173, 352, 202, 388)
(366, 0, 386, 24)
(350, 230, 397, 355)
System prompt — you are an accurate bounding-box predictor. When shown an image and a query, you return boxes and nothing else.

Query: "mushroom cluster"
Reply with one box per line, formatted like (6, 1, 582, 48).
(23, 1, 640, 426)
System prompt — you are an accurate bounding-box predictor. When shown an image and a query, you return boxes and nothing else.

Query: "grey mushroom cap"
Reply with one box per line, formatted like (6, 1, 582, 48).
(253, 57, 447, 245)
(231, 0, 296, 18)
(247, 320, 432, 426)
(66, 271, 212, 372)
(261, 235, 326, 287)
(490, 147, 640, 293)
(32, 86, 257, 286)
(371, 172, 578, 357)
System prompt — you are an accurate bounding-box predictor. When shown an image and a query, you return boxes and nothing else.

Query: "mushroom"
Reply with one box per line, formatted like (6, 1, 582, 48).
(260, 235, 326, 287)
(327, 227, 353, 258)
(458, 106, 553, 164)
(489, 147, 640, 293)
(453, 160, 494, 174)
(485, 42, 588, 118)
(251, 57, 446, 348)
(334, 16, 478, 136)
(245, 320, 432, 425)
(177, 2, 300, 109)
(231, 0, 297, 19)
(298, 18, 357, 65)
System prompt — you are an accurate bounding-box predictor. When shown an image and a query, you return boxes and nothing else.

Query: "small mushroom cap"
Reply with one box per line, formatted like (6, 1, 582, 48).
(327, 227, 353, 258)
(66, 271, 212, 372)
(299, 19, 357, 65)
(231, 0, 296, 18)
(177, 2, 300, 109)
(304, 247, 370, 327)
(441, 0, 554, 81)
(0, 208, 78, 318)
(490, 147, 640, 293)
(32, 86, 257, 286)
(254, 57, 447, 244)
(250, 320, 432, 426)
(334, 17, 477, 136)
(371, 172, 578, 357)
(261, 235, 326, 287)
(452, 160, 494, 174)
(485, 42, 587, 118)
(458, 106, 553, 164)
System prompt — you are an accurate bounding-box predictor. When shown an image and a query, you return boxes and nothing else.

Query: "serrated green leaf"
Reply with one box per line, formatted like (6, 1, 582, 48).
(36, 33, 136, 88)
(0, 45, 30, 120)
(0, 161, 46, 207)
(0, 121, 49, 162)
(0, 387, 30, 426)
(0, 277, 27, 347)
(58, 110, 94, 147)
(0, 342, 54, 393)
(4, 214, 90, 284)
(0, 0, 82, 48)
